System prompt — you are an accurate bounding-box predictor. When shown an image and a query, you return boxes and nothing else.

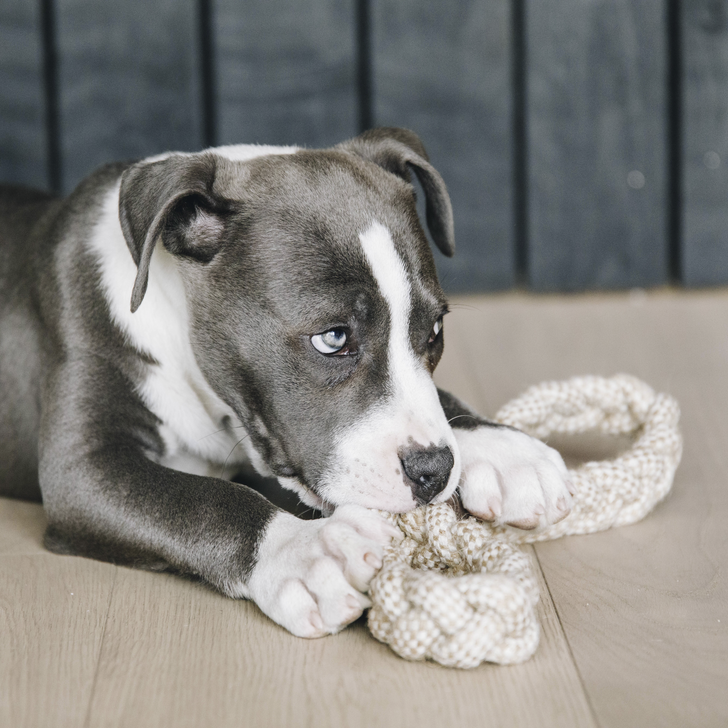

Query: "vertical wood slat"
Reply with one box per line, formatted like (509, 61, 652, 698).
(4, 0, 728, 293)
(526, 0, 669, 291)
(54, 0, 204, 194)
(681, 1, 728, 286)
(215, 0, 359, 149)
(371, 0, 515, 293)
(0, 0, 48, 189)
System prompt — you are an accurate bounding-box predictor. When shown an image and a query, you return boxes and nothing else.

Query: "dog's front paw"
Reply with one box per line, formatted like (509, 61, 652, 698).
(455, 426, 574, 530)
(247, 505, 400, 638)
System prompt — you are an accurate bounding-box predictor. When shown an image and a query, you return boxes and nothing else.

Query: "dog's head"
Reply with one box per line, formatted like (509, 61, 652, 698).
(119, 128, 460, 512)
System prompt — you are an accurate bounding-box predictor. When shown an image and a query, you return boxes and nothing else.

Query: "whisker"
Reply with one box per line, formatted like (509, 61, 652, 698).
(297, 505, 318, 519)
(199, 426, 228, 441)
(447, 414, 480, 425)
(447, 302, 481, 312)
(219, 432, 252, 479)
(199, 421, 248, 442)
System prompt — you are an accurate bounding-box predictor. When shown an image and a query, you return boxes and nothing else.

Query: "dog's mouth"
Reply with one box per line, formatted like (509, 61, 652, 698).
(276, 474, 333, 513)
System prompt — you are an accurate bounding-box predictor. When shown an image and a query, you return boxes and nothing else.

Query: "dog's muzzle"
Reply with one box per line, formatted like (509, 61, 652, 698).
(400, 444, 455, 504)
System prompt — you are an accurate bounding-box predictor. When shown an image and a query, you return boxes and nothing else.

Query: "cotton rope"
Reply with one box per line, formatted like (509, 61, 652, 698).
(367, 374, 682, 669)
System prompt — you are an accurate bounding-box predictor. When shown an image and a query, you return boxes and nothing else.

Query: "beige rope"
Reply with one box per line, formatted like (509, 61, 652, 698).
(367, 375, 682, 668)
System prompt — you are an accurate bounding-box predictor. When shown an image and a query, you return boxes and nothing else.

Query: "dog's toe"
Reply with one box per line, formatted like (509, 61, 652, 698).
(456, 425, 573, 530)
(459, 461, 503, 521)
(247, 506, 397, 637)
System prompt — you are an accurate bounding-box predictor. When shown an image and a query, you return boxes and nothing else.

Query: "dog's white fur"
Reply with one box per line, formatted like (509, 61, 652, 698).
(87, 145, 299, 478)
(456, 427, 572, 529)
(244, 505, 401, 636)
(89, 182, 250, 477)
(316, 222, 460, 511)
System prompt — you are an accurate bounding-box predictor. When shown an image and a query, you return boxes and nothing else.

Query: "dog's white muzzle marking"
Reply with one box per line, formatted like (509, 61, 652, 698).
(318, 222, 460, 511)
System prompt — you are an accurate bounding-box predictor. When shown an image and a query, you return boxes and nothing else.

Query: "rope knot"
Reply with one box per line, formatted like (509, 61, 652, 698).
(367, 375, 682, 668)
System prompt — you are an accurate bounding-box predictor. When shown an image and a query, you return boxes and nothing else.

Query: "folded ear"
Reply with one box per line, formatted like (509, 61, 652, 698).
(337, 127, 455, 257)
(119, 153, 230, 313)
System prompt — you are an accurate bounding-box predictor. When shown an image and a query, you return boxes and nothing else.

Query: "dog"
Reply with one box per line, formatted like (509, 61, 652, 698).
(0, 128, 573, 637)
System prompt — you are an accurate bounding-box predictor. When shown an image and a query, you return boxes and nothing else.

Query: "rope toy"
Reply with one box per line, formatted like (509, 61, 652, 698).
(367, 374, 682, 668)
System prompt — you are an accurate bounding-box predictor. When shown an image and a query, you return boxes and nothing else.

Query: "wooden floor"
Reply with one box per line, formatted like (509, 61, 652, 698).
(2, 289, 727, 728)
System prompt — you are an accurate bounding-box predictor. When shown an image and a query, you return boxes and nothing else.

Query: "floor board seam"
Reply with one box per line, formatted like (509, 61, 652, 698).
(82, 565, 119, 728)
(532, 544, 603, 728)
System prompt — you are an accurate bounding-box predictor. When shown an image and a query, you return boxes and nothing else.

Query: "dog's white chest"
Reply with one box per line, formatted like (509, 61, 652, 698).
(141, 360, 247, 476)
(89, 186, 249, 476)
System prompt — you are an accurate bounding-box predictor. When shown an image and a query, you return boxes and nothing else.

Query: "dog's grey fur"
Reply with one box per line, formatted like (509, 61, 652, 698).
(0, 128, 572, 636)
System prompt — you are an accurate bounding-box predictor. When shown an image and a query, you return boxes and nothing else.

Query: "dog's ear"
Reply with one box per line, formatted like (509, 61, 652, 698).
(119, 153, 230, 313)
(337, 127, 455, 257)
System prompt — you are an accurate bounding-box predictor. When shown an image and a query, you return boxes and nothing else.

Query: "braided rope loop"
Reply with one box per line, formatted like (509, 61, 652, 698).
(494, 374, 682, 541)
(367, 375, 682, 668)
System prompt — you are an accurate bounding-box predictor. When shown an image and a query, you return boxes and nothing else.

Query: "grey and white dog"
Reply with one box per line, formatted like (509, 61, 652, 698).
(0, 128, 572, 637)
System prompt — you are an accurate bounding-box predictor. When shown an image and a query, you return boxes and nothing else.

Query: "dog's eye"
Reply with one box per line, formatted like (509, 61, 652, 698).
(311, 328, 348, 355)
(428, 316, 443, 344)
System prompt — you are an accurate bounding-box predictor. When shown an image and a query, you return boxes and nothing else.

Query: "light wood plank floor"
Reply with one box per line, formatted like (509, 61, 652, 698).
(2, 289, 726, 728)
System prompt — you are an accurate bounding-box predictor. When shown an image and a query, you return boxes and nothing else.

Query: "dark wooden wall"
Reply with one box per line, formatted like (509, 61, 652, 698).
(1, 0, 726, 292)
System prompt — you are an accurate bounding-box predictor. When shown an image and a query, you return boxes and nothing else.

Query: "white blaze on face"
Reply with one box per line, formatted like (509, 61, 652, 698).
(318, 221, 461, 512)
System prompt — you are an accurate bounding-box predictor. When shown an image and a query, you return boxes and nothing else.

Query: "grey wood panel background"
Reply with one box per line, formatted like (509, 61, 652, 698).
(526, 0, 669, 291)
(1, 0, 728, 290)
(54, 0, 204, 193)
(681, 0, 728, 286)
(372, 0, 515, 292)
(215, 0, 359, 148)
(0, 0, 48, 189)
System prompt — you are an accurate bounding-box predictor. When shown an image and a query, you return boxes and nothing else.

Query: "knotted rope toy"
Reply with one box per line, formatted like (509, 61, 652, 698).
(367, 374, 682, 668)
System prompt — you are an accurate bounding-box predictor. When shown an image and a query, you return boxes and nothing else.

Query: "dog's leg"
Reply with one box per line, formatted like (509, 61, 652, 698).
(39, 359, 397, 637)
(438, 389, 574, 530)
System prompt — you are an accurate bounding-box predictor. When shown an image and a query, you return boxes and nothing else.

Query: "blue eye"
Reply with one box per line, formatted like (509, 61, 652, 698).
(311, 328, 348, 355)
(429, 316, 443, 343)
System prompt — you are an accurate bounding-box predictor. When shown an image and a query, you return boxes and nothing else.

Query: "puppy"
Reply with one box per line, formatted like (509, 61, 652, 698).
(0, 128, 572, 637)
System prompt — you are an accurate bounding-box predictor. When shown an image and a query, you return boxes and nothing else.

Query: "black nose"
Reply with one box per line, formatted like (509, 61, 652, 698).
(400, 444, 455, 505)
